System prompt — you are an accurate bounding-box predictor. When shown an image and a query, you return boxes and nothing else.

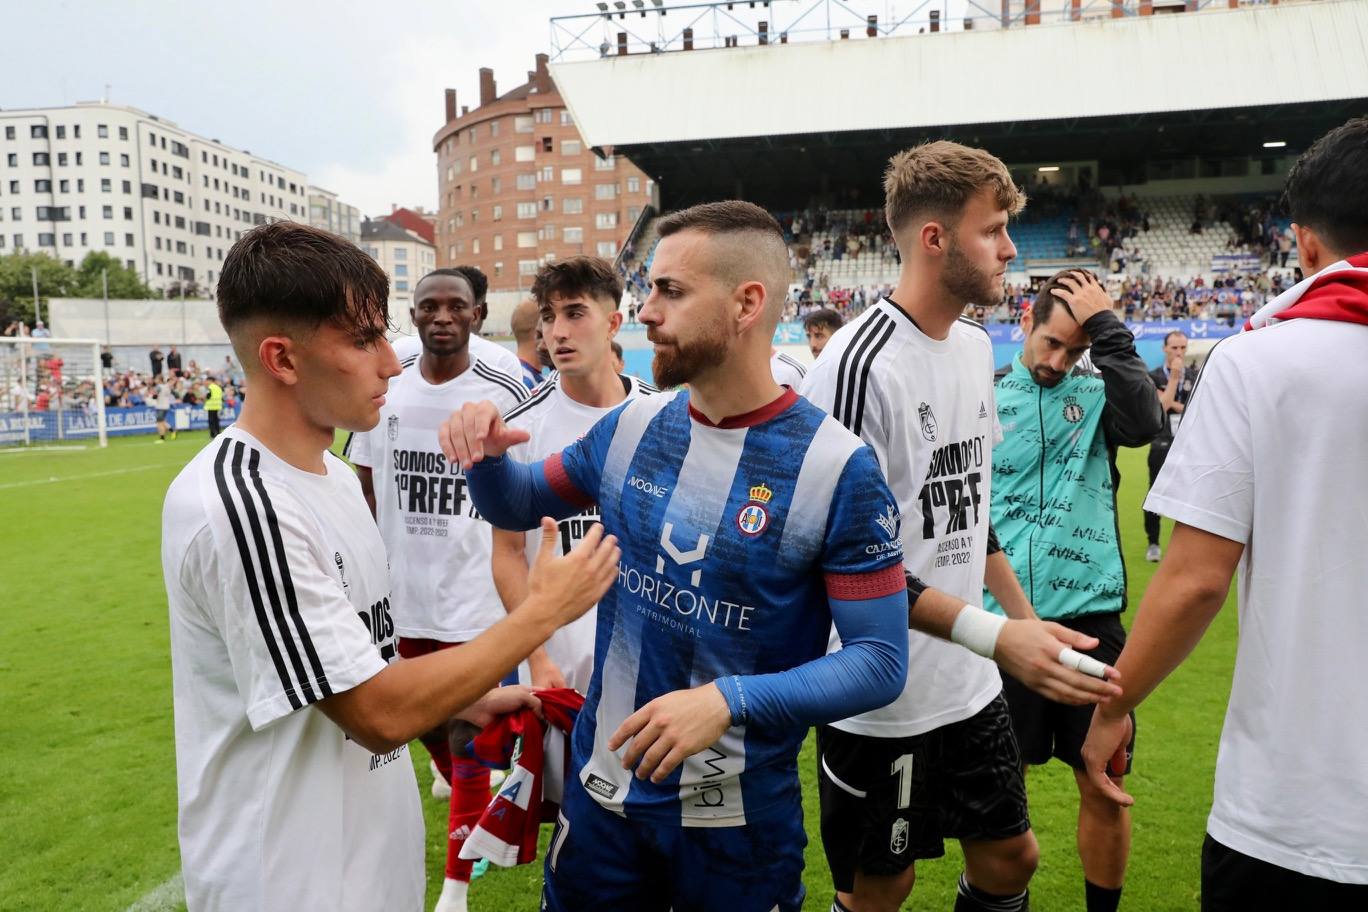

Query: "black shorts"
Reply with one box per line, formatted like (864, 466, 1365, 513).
(1001, 611, 1135, 773)
(816, 694, 1030, 891)
(155, 409, 168, 422)
(1201, 834, 1368, 911)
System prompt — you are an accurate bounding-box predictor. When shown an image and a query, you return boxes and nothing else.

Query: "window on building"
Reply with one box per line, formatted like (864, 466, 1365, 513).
(595, 154, 615, 171)
(596, 241, 618, 257)
(539, 165, 554, 183)
(542, 137, 553, 153)
(38, 233, 55, 247)
(563, 198, 583, 215)
(8, 181, 18, 194)
(491, 176, 501, 194)
(515, 115, 534, 133)
(56, 152, 68, 166)
(627, 175, 641, 193)
(515, 145, 536, 163)
(519, 259, 539, 276)
(595, 212, 618, 229)
(104, 231, 115, 245)
(5, 153, 16, 167)
(534, 109, 553, 124)
(516, 173, 536, 191)
(472, 238, 480, 254)
(491, 149, 501, 167)
(394, 247, 407, 260)
(97, 124, 109, 138)
(595, 183, 616, 200)
(99, 151, 111, 165)
(560, 110, 573, 126)
(563, 140, 582, 156)
(33, 152, 50, 166)
(542, 195, 553, 212)
(517, 202, 537, 219)
(124, 207, 133, 220)
(31, 125, 48, 139)
(62, 232, 72, 245)
(517, 231, 536, 249)
(102, 205, 113, 219)
(539, 224, 557, 240)
(34, 179, 51, 193)
(469, 155, 478, 173)
(395, 264, 408, 276)
(564, 227, 583, 243)
(628, 206, 642, 222)
(396, 280, 409, 291)
(561, 168, 582, 185)
(493, 235, 503, 251)
(120, 153, 130, 167)
(492, 205, 504, 221)
(101, 179, 112, 192)
(58, 179, 68, 192)
(4, 126, 15, 140)
(125, 232, 134, 246)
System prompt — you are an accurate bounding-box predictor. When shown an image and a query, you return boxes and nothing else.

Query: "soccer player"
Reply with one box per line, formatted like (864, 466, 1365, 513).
(1082, 117, 1368, 909)
(390, 265, 524, 380)
(989, 269, 1163, 912)
(509, 298, 546, 390)
(610, 339, 626, 373)
(161, 222, 619, 911)
(492, 256, 656, 693)
(152, 377, 174, 442)
(346, 268, 528, 912)
(801, 141, 1123, 912)
(802, 307, 844, 359)
(1142, 331, 1192, 562)
(439, 201, 910, 912)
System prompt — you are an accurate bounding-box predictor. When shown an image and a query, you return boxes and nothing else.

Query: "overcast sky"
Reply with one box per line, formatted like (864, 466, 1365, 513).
(2, 0, 967, 218)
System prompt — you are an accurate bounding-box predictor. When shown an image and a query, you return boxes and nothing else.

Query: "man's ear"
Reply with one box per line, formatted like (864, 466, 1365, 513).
(1291, 223, 1328, 274)
(733, 280, 769, 334)
(257, 334, 301, 386)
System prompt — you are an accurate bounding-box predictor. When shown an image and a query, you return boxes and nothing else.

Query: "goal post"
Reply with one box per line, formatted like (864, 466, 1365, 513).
(0, 337, 107, 448)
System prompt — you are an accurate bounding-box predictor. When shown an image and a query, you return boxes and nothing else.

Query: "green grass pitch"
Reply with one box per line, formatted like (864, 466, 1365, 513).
(0, 433, 1235, 910)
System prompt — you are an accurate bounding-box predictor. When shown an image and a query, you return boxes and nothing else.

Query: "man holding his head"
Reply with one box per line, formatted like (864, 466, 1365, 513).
(989, 268, 1163, 912)
(802, 141, 1124, 912)
(161, 223, 619, 911)
(439, 201, 910, 911)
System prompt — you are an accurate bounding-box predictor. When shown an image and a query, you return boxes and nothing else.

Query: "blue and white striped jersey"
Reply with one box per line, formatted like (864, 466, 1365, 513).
(540, 387, 905, 826)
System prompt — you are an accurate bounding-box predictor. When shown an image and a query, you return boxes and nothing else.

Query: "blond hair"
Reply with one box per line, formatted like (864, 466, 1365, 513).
(883, 141, 1025, 235)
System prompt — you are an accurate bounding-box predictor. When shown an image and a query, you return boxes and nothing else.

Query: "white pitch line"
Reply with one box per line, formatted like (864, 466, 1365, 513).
(0, 462, 181, 491)
(125, 871, 184, 912)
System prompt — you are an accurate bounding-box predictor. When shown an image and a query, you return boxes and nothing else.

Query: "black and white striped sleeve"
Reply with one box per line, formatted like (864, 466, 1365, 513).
(208, 441, 386, 729)
(799, 319, 893, 468)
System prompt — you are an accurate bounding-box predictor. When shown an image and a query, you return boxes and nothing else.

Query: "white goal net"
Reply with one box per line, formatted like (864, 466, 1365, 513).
(0, 337, 107, 448)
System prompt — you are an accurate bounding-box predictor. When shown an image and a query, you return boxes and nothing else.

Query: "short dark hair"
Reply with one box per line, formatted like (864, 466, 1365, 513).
(655, 200, 790, 319)
(610, 340, 623, 360)
(217, 222, 389, 340)
(1163, 330, 1187, 345)
(416, 267, 476, 300)
(802, 308, 844, 333)
(451, 265, 489, 305)
(530, 256, 623, 311)
(656, 199, 784, 240)
(1283, 116, 1368, 257)
(1029, 269, 1089, 328)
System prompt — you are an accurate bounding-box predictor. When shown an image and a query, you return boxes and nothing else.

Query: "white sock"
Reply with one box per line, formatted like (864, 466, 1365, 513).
(433, 877, 469, 912)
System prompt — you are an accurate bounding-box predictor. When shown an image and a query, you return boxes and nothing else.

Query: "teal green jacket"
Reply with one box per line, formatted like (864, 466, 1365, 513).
(986, 312, 1164, 620)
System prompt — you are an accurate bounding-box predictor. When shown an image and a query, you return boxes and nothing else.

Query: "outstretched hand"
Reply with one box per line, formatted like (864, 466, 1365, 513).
(994, 618, 1123, 705)
(1081, 707, 1136, 807)
(437, 399, 531, 470)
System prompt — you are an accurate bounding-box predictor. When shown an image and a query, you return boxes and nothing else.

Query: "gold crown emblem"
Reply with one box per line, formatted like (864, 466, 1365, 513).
(748, 483, 773, 505)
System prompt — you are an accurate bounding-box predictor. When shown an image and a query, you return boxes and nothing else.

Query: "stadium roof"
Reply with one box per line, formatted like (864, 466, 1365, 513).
(551, 1, 1368, 205)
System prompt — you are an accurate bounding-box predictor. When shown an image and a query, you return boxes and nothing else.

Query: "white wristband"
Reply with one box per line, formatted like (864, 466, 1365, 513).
(1058, 647, 1109, 679)
(950, 605, 1007, 659)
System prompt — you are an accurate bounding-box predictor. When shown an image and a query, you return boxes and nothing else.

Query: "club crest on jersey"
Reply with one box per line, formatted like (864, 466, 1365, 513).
(736, 483, 773, 537)
(1062, 396, 1085, 424)
(387, 414, 399, 440)
(918, 402, 938, 441)
(875, 504, 899, 540)
(890, 817, 909, 855)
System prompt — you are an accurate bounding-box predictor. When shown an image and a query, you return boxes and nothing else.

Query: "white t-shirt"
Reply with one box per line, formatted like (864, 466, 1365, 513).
(802, 300, 1003, 737)
(162, 427, 424, 912)
(347, 359, 527, 641)
(502, 372, 656, 692)
(1146, 319, 1368, 884)
(770, 350, 808, 389)
(391, 333, 522, 379)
